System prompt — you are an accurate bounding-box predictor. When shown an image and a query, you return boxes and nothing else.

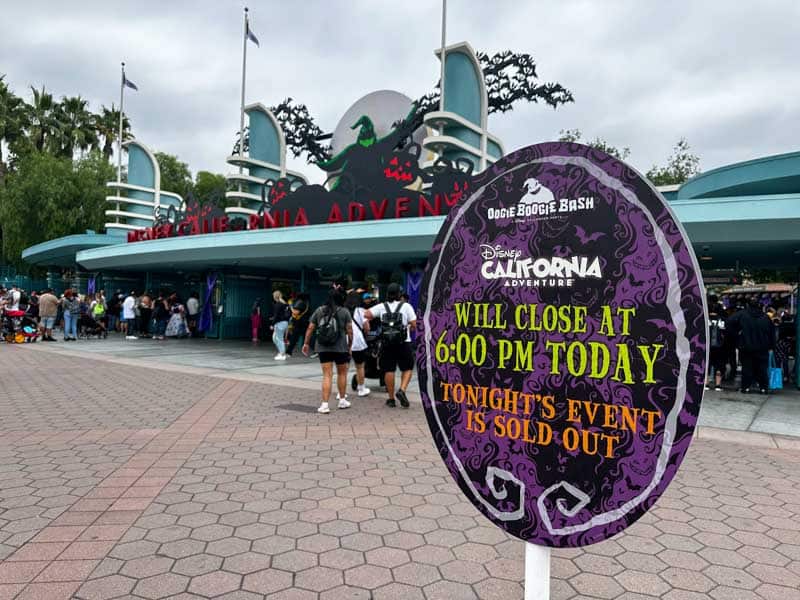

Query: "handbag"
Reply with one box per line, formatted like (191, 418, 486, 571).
(769, 351, 783, 391)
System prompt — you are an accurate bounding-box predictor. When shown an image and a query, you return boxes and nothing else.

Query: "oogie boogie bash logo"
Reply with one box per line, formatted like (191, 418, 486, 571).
(487, 177, 595, 222)
(479, 244, 602, 288)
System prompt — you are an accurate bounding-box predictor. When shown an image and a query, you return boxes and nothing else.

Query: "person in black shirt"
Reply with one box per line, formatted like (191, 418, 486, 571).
(728, 300, 774, 394)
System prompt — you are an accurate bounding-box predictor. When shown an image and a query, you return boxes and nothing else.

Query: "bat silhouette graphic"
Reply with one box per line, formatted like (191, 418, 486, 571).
(575, 225, 605, 244)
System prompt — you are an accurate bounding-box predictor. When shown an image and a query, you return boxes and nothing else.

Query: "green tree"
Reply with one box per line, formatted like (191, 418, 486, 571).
(0, 75, 29, 175)
(154, 151, 192, 199)
(54, 95, 98, 158)
(26, 85, 59, 153)
(646, 139, 701, 186)
(193, 171, 227, 207)
(558, 129, 631, 160)
(94, 104, 131, 160)
(0, 150, 113, 270)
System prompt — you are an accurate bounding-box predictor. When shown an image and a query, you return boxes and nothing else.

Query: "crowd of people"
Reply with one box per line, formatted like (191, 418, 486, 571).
(5, 281, 798, 409)
(251, 281, 417, 414)
(706, 294, 795, 394)
(0, 285, 202, 341)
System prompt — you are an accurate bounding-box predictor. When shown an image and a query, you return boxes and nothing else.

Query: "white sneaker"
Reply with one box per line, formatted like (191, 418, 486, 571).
(274, 353, 287, 360)
(317, 403, 330, 414)
(337, 396, 351, 409)
(126, 335, 138, 340)
(357, 386, 371, 397)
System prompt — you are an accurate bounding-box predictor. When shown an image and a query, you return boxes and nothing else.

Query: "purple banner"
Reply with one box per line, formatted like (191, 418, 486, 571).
(416, 142, 707, 547)
(198, 273, 217, 333)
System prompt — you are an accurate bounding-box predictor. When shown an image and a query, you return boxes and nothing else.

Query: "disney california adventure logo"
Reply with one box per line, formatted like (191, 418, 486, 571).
(479, 244, 602, 288)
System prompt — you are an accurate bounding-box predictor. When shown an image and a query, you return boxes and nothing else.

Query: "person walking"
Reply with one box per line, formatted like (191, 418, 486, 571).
(364, 283, 417, 408)
(271, 290, 290, 360)
(38, 288, 59, 342)
(138, 292, 153, 338)
(706, 296, 726, 391)
(285, 298, 310, 357)
(122, 291, 138, 340)
(61, 289, 80, 341)
(302, 289, 353, 414)
(152, 293, 170, 340)
(251, 299, 262, 343)
(186, 291, 200, 337)
(7, 285, 21, 311)
(346, 290, 371, 397)
(729, 299, 773, 394)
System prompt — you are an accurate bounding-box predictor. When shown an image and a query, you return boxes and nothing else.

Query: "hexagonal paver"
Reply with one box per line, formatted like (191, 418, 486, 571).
(453, 541, 499, 562)
(207, 536, 250, 557)
(173, 553, 223, 576)
(660, 567, 716, 593)
(704, 565, 760, 589)
(223, 551, 270, 574)
(296, 533, 339, 554)
(345, 564, 393, 589)
(616, 569, 672, 596)
(110, 539, 160, 561)
(373, 582, 426, 600)
(243, 568, 293, 594)
(159, 538, 206, 559)
(341, 532, 383, 552)
(384, 531, 425, 550)
(188, 570, 242, 596)
(295, 565, 344, 592)
(569, 572, 625, 599)
(424, 580, 478, 600)
(119, 555, 174, 579)
(75, 575, 136, 599)
(272, 549, 318, 571)
(133, 572, 189, 599)
(191, 523, 234, 542)
(319, 547, 365, 570)
(393, 561, 441, 586)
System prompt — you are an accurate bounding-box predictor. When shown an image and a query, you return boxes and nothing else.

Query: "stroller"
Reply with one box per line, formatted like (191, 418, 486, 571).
(2, 309, 39, 343)
(78, 314, 107, 339)
(351, 327, 385, 391)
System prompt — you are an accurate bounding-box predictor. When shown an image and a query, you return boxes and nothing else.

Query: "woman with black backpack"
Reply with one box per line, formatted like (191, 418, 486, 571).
(302, 289, 353, 414)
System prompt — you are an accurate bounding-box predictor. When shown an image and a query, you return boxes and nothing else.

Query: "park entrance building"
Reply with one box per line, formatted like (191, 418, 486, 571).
(22, 42, 800, 339)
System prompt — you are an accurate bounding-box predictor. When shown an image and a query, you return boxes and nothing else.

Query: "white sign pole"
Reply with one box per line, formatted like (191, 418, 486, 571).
(525, 543, 551, 600)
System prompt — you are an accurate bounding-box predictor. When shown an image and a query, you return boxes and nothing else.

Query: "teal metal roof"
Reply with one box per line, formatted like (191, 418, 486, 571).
(678, 151, 800, 200)
(76, 217, 446, 272)
(22, 233, 123, 267)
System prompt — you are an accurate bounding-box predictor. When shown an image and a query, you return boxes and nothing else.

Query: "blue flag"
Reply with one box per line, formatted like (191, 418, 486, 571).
(122, 74, 138, 91)
(246, 23, 260, 47)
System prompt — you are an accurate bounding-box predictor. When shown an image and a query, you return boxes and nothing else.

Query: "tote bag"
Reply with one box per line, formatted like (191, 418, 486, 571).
(769, 351, 783, 391)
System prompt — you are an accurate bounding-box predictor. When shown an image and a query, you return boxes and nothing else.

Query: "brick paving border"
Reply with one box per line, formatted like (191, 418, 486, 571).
(0, 379, 249, 599)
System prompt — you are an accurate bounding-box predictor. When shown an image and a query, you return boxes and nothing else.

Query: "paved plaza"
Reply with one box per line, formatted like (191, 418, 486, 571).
(0, 342, 799, 599)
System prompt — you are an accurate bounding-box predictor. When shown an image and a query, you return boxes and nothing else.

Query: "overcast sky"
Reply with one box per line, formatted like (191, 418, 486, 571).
(2, 0, 798, 181)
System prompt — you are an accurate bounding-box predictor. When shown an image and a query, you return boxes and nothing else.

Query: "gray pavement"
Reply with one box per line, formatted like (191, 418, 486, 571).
(0, 340, 799, 599)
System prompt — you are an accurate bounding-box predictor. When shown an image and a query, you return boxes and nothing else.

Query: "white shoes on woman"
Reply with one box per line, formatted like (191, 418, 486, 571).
(318, 395, 351, 414)
(274, 353, 287, 360)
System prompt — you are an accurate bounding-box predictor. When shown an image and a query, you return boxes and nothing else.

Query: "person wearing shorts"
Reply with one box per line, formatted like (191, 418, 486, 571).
(346, 290, 371, 397)
(38, 289, 59, 342)
(364, 282, 417, 408)
(303, 289, 353, 414)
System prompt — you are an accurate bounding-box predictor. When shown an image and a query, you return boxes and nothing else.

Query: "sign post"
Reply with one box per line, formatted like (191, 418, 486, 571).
(525, 543, 550, 599)
(416, 142, 707, 590)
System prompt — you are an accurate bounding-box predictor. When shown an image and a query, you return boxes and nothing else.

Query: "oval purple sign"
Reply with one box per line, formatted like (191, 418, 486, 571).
(416, 142, 707, 547)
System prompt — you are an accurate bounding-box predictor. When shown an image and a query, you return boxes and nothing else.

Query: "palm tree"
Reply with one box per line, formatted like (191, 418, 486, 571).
(27, 85, 58, 152)
(56, 95, 97, 158)
(0, 75, 28, 171)
(94, 104, 131, 160)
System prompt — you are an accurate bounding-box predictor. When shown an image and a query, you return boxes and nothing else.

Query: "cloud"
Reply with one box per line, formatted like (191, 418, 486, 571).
(1, 0, 798, 181)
